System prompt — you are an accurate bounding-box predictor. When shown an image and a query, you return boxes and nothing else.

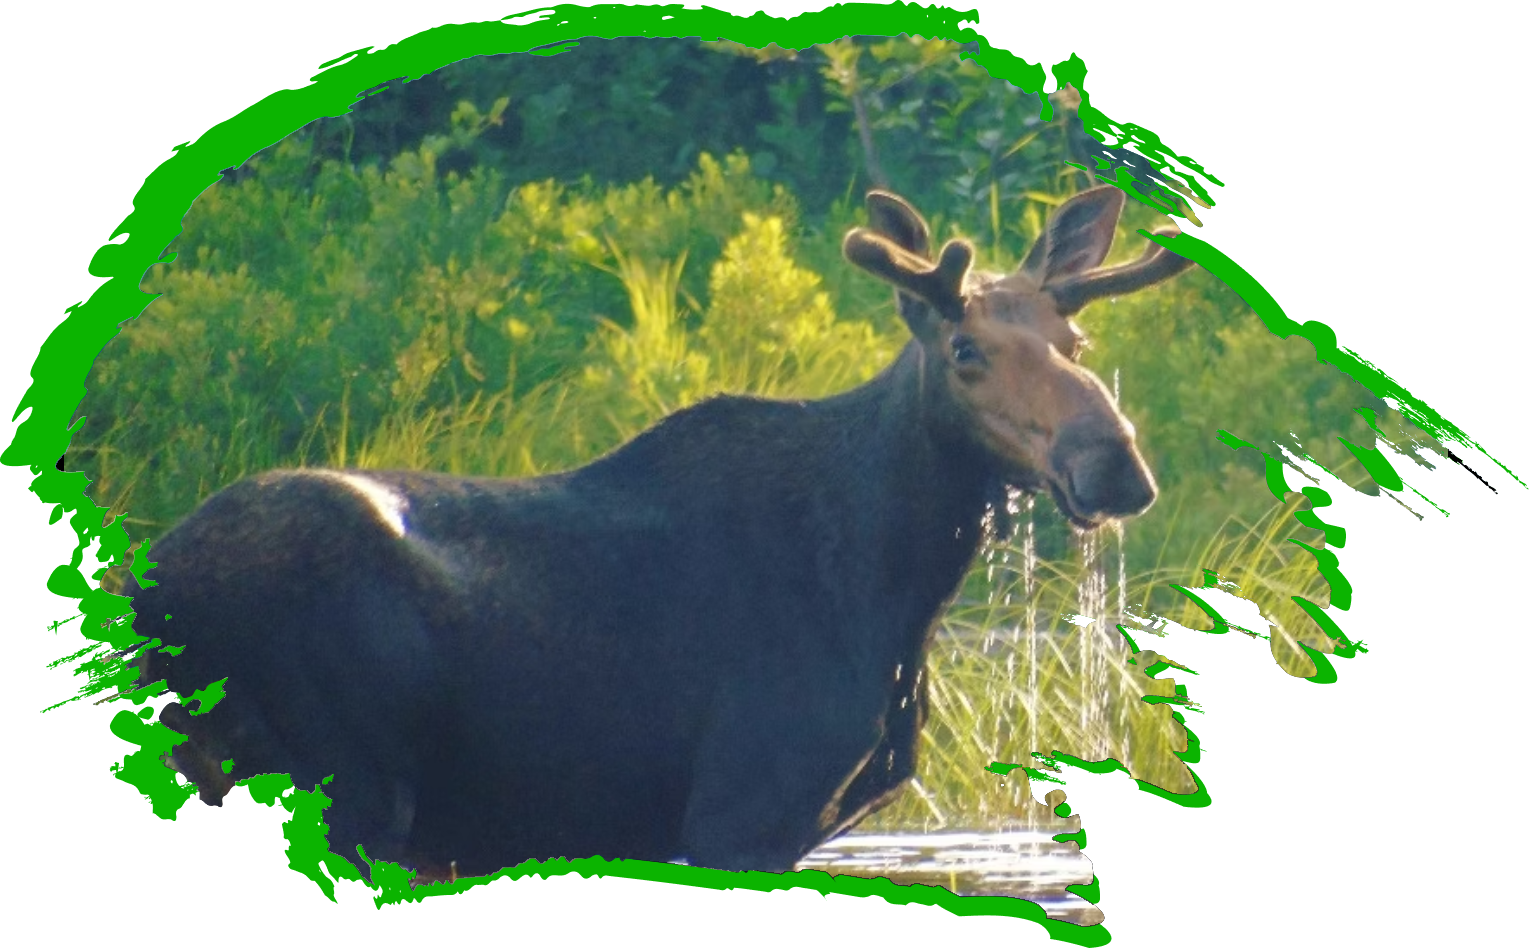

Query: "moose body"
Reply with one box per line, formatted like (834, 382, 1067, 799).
(131, 187, 1193, 877)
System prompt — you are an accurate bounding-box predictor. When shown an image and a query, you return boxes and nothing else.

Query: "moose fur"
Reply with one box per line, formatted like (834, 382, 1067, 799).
(130, 186, 1193, 878)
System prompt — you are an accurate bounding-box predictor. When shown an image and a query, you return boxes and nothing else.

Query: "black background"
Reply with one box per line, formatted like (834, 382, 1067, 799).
(14, 7, 1516, 941)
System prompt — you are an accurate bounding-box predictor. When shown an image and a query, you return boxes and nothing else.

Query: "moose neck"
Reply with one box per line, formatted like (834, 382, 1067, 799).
(587, 337, 997, 657)
(824, 339, 995, 618)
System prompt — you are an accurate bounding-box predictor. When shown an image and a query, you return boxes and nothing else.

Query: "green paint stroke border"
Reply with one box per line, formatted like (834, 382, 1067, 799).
(4, 2, 1513, 942)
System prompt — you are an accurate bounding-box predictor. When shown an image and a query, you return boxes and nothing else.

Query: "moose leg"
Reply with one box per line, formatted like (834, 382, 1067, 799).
(679, 684, 886, 873)
(829, 665, 926, 836)
(145, 554, 439, 872)
(159, 701, 238, 804)
(164, 647, 424, 871)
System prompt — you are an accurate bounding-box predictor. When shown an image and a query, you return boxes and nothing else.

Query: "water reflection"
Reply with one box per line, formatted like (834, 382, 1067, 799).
(798, 829, 1103, 926)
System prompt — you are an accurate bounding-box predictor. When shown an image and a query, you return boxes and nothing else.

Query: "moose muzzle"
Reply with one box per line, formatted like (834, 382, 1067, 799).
(1047, 416, 1158, 527)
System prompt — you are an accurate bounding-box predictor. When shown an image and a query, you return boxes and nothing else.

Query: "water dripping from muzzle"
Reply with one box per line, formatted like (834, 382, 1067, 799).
(1073, 513, 1133, 764)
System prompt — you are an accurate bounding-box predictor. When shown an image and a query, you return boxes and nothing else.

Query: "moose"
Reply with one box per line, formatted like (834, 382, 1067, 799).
(129, 185, 1193, 879)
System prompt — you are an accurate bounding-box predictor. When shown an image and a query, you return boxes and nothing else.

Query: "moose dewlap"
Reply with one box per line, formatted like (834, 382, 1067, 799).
(131, 186, 1193, 878)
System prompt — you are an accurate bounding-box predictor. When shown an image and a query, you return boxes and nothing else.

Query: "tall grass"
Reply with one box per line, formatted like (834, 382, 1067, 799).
(859, 488, 1339, 833)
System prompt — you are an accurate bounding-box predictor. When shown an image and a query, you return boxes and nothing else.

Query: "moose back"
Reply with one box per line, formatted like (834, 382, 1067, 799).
(131, 186, 1193, 878)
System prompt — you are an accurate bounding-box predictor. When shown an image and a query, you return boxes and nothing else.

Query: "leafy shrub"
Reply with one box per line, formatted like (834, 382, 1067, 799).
(74, 140, 808, 531)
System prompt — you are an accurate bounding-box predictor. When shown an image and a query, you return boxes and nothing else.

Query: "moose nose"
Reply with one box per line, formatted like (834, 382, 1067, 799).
(1050, 422, 1158, 520)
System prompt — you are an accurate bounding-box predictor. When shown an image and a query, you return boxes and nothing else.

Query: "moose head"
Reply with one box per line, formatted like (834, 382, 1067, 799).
(843, 187, 1194, 530)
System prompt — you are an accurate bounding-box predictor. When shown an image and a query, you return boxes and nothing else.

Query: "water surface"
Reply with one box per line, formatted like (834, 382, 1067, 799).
(798, 829, 1102, 926)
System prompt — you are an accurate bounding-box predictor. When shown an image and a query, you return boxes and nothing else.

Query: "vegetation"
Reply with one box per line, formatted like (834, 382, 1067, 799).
(73, 36, 1436, 831)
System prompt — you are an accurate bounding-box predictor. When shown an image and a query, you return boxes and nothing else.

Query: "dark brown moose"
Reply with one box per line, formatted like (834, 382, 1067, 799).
(130, 186, 1193, 880)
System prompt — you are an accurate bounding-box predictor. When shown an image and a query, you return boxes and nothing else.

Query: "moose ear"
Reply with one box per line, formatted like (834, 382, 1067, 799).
(866, 190, 932, 258)
(1031, 187, 1126, 286)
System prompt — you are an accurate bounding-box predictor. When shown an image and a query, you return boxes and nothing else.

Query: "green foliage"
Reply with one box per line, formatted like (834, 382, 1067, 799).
(75, 129, 896, 516)
(701, 212, 894, 397)
(266, 37, 1078, 232)
(1077, 244, 1439, 608)
(354, 209, 899, 479)
(280, 38, 856, 213)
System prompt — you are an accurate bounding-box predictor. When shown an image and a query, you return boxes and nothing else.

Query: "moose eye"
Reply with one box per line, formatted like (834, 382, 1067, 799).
(950, 334, 983, 366)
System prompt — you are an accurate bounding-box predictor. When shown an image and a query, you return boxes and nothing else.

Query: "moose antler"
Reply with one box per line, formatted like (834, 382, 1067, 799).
(842, 228, 973, 324)
(1049, 230, 1195, 316)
